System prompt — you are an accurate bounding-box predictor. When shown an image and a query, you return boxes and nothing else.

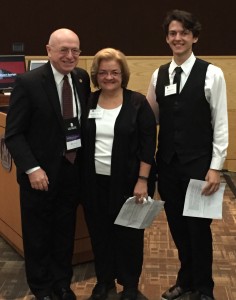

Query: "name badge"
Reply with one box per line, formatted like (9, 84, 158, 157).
(165, 83, 177, 96)
(64, 117, 81, 151)
(88, 108, 104, 118)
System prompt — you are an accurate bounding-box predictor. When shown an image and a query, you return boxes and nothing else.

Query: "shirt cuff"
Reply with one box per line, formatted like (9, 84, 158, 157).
(26, 166, 40, 174)
(210, 157, 226, 170)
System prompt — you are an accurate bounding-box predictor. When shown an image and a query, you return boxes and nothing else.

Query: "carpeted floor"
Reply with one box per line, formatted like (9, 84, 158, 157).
(0, 172, 236, 300)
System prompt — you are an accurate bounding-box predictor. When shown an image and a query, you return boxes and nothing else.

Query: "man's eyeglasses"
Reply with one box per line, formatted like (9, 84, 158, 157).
(50, 46, 82, 56)
(59, 47, 82, 56)
(97, 70, 122, 77)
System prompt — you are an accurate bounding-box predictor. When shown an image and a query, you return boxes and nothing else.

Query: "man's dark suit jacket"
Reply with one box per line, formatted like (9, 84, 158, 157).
(5, 61, 91, 189)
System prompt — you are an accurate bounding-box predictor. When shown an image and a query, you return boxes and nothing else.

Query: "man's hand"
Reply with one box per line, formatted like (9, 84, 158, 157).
(28, 168, 49, 191)
(202, 169, 221, 196)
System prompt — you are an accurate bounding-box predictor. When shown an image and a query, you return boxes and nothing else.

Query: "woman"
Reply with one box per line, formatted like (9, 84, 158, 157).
(83, 48, 156, 300)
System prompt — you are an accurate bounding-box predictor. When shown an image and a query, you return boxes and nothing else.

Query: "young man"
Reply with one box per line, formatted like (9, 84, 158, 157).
(147, 9, 228, 300)
(5, 29, 90, 300)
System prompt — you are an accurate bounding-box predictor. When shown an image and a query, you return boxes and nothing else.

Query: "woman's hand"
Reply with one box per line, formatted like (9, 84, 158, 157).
(133, 178, 148, 204)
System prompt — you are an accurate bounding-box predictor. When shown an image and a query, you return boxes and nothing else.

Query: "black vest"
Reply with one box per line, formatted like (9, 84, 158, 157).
(155, 58, 213, 164)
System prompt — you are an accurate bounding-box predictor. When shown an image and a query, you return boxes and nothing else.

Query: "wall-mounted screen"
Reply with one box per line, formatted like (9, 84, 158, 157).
(0, 55, 26, 93)
(28, 60, 48, 71)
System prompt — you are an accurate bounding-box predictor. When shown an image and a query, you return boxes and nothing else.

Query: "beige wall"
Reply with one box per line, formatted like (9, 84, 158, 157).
(26, 56, 236, 171)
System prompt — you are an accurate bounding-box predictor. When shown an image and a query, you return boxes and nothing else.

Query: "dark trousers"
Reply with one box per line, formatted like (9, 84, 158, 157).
(84, 174, 144, 288)
(157, 154, 214, 298)
(20, 157, 80, 298)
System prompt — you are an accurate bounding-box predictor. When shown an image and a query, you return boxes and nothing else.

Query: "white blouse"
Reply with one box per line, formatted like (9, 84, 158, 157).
(95, 104, 122, 175)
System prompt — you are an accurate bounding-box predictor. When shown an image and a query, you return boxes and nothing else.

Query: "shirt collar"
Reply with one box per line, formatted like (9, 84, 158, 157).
(169, 52, 196, 76)
(50, 63, 72, 85)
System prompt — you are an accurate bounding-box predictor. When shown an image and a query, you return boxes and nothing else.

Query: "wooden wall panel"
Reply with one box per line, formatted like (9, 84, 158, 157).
(23, 56, 236, 171)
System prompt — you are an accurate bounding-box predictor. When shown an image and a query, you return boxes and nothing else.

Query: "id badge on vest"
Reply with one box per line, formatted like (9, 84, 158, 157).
(64, 117, 81, 151)
(165, 83, 177, 96)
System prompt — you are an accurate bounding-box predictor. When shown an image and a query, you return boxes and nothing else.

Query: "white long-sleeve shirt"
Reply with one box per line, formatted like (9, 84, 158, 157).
(146, 53, 228, 170)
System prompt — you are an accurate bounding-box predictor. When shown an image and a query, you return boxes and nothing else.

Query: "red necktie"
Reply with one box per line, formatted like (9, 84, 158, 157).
(62, 75, 76, 164)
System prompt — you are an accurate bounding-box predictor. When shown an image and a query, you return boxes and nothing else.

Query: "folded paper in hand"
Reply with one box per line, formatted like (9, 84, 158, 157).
(114, 196, 164, 229)
(183, 179, 226, 219)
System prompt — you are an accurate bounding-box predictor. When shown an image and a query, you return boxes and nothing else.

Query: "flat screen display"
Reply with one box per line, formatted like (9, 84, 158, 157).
(0, 55, 26, 93)
(28, 60, 48, 71)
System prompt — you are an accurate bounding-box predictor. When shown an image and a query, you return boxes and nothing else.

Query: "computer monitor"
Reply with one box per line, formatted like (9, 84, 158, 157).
(28, 60, 48, 71)
(0, 55, 26, 93)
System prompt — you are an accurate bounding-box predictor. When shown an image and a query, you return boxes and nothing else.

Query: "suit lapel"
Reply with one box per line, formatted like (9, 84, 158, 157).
(41, 63, 65, 131)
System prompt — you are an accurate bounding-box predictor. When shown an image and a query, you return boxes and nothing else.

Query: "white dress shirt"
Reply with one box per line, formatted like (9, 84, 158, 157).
(52, 64, 81, 119)
(146, 52, 228, 170)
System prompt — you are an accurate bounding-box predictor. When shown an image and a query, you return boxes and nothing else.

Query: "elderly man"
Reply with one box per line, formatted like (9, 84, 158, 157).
(5, 28, 90, 300)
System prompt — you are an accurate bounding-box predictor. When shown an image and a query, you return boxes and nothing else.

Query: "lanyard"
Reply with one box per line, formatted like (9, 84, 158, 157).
(71, 78, 79, 118)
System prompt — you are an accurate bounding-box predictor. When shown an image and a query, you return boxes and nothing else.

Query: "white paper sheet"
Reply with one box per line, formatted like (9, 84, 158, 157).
(183, 179, 226, 219)
(114, 196, 164, 229)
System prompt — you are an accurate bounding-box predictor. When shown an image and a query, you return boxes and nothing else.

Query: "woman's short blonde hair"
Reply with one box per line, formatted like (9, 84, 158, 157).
(91, 48, 130, 88)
